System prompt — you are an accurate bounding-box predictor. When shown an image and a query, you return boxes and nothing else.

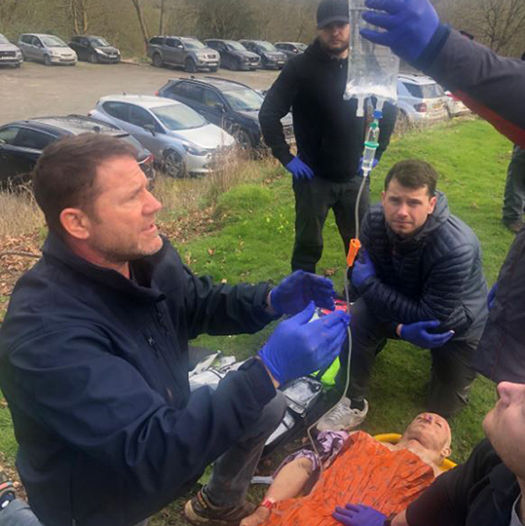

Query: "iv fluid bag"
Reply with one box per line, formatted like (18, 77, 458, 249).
(345, 0, 400, 106)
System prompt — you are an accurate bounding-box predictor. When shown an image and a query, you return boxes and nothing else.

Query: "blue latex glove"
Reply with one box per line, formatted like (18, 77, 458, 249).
(351, 249, 376, 289)
(358, 157, 379, 176)
(259, 302, 350, 385)
(360, 0, 440, 63)
(270, 270, 336, 315)
(487, 282, 498, 311)
(333, 504, 387, 526)
(400, 320, 454, 349)
(285, 156, 314, 181)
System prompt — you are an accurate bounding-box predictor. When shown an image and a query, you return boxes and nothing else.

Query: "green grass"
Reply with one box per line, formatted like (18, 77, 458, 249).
(0, 117, 514, 524)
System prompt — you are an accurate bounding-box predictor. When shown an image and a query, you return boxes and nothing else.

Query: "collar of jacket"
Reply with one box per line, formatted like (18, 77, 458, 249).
(306, 38, 348, 66)
(385, 191, 450, 253)
(42, 231, 168, 302)
(488, 461, 521, 522)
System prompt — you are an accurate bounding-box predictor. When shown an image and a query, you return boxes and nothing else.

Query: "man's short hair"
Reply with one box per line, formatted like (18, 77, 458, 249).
(384, 159, 438, 197)
(33, 133, 137, 236)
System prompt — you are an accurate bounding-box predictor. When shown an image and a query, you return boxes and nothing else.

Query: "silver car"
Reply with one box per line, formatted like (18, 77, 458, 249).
(0, 34, 23, 67)
(89, 95, 236, 178)
(18, 33, 77, 66)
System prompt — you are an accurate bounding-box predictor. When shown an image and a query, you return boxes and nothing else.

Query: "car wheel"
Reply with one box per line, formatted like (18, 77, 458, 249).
(44, 55, 52, 66)
(163, 150, 186, 178)
(231, 58, 241, 71)
(394, 110, 410, 134)
(152, 53, 164, 68)
(185, 58, 197, 73)
(89, 53, 98, 64)
(233, 128, 252, 150)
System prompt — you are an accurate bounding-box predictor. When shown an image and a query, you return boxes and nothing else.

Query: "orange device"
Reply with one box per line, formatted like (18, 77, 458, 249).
(346, 238, 361, 268)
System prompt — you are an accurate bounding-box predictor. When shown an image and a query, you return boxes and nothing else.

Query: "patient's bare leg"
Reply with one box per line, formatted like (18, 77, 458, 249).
(240, 457, 314, 526)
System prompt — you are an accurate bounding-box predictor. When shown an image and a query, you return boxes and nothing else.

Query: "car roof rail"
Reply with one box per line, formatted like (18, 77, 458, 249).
(203, 76, 250, 88)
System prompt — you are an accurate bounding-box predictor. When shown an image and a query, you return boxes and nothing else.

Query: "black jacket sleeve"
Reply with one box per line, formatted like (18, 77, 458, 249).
(418, 27, 525, 148)
(359, 216, 475, 332)
(259, 62, 298, 166)
(376, 101, 397, 161)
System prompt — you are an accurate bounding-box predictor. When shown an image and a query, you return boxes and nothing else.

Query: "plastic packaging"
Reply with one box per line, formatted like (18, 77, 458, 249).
(345, 0, 400, 116)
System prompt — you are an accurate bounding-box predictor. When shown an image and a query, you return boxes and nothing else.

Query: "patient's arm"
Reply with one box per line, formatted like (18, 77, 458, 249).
(392, 510, 409, 526)
(240, 457, 315, 526)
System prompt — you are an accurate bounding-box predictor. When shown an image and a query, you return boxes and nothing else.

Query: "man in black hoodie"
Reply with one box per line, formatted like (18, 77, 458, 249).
(317, 160, 488, 431)
(259, 0, 397, 274)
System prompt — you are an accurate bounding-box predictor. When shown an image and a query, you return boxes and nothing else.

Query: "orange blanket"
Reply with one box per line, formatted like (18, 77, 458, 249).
(263, 431, 435, 526)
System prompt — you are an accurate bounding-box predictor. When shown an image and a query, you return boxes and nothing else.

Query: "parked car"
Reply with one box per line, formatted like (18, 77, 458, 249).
(396, 74, 449, 130)
(0, 34, 23, 68)
(156, 77, 294, 151)
(68, 35, 120, 63)
(17, 33, 77, 66)
(204, 39, 260, 71)
(147, 36, 220, 73)
(239, 40, 286, 70)
(274, 42, 307, 60)
(0, 115, 154, 188)
(444, 90, 471, 118)
(89, 95, 235, 178)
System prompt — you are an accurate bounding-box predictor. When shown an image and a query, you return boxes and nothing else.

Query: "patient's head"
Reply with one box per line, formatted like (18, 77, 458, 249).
(400, 413, 452, 464)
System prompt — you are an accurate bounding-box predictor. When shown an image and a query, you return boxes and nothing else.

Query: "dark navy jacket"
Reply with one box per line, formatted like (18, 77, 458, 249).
(357, 193, 487, 337)
(0, 233, 277, 526)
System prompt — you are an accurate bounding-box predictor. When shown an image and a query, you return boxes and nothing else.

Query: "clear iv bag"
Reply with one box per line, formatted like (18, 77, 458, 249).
(344, 0, 400, 113)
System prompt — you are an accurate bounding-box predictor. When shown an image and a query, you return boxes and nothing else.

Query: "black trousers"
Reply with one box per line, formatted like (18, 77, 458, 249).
(336, 299, 480, 419)
(291, 176, 370, 273)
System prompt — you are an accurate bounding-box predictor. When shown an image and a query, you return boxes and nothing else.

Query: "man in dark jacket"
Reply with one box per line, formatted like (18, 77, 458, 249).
(259, 0, 396, 274)
(0, 134, 350, 526)
(317, 160, 488, 431)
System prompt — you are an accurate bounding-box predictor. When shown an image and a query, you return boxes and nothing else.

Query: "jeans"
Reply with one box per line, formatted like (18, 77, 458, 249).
(0, 500, 149, 526)
(291, 176, 370, 273)
(503, 145, 525, 224)
(203, 391, 287, 507)
(336, 299, 479, 418)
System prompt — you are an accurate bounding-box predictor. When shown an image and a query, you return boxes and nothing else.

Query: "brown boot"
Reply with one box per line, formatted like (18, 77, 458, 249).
(184, 490, 256, 526)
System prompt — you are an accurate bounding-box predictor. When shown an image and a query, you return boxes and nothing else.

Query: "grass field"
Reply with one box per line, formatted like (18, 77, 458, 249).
(0, 117, 515, 524)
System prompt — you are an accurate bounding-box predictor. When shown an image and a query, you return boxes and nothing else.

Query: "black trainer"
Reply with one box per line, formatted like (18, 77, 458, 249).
(0, 468, 15, 511)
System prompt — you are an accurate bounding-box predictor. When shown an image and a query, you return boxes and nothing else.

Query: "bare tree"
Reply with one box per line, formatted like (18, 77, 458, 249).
(68, 0, 90, 34)
(130, 0, 150, 47)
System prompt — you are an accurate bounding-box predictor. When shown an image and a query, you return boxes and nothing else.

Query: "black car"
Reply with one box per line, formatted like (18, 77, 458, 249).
(204, 39, 260, 71)
(0, 115, 154, 188)
(68, 35, 121, 63)
(274, 42, 307, 59)
(157, 77, 294, 150)
(239, 40, 287, 70)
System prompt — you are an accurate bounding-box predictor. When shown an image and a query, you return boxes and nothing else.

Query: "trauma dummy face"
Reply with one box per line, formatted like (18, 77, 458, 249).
(399, 413, 452, 465)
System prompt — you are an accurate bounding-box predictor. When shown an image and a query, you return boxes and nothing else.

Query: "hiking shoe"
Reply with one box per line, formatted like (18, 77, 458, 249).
(502, 220, 524, 234)
(316, 397, 369, 432)
(184, 490, 257, 526)
(0, 468, 15, 510)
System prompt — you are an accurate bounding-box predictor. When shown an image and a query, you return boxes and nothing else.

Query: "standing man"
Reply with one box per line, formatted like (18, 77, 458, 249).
(317, 160, 488, 431)
(0, 134, 350, 526)
(259, 0, 397, 274)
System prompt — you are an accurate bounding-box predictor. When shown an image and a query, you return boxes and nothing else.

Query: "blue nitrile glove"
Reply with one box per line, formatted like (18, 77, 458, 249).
(351, 249, 376, 290)
(358, 157, 379, 176)
(259, 302, 350, 385)
(360, 0, 440, 63)
(270, 270, 336, 315)
(487, 282, 498, 311)
(400, 320, 454, 349)
(285, 156, 314, 181)
(333, 504, 387, 526)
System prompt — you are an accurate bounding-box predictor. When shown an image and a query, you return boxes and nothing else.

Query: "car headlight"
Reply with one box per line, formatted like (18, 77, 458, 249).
(96, 49, 107, 56)
(183, 143, 208, 156)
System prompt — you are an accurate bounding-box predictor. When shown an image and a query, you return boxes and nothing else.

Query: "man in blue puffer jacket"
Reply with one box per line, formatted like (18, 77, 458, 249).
(317, 160, 488, 432)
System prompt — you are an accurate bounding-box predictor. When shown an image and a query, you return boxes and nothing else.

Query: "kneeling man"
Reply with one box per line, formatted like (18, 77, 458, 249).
(320, 160, 488, 430)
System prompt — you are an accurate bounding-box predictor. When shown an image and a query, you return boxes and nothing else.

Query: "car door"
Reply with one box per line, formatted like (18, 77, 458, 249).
(22, 36, 37, 60)
(76, 37, 89, 60)
(165, 38, 182, 66)
(200, 88, 227, 127)
(32, 36, 45, 62)
(169, 82, 206, 116)
(127, 104, 165, 155)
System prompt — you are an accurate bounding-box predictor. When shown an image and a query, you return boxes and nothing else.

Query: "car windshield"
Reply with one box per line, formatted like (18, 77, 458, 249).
(226, 41, 247, 51)
(152, 104, 206, 130)
(41, 36, 68, 48)
(182, 39, 206, 50)
(257, 42, 277, 52)
(296, 43, 307, 51)
(223, 88, 264, 112)
(91, 37, 110, 47)
(0, 35, 10, 45)
(404, 82, 445, 99)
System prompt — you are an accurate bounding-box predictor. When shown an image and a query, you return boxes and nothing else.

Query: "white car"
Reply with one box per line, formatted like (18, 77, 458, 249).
(445, 90, 471, 117)
(396, 74, 449, 129)
(18, 33, 77, 66)
(89, 95, 235, 177)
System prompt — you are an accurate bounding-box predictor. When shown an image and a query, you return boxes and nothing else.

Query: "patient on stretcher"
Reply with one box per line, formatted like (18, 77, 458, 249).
(241, 413, 452, 526)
